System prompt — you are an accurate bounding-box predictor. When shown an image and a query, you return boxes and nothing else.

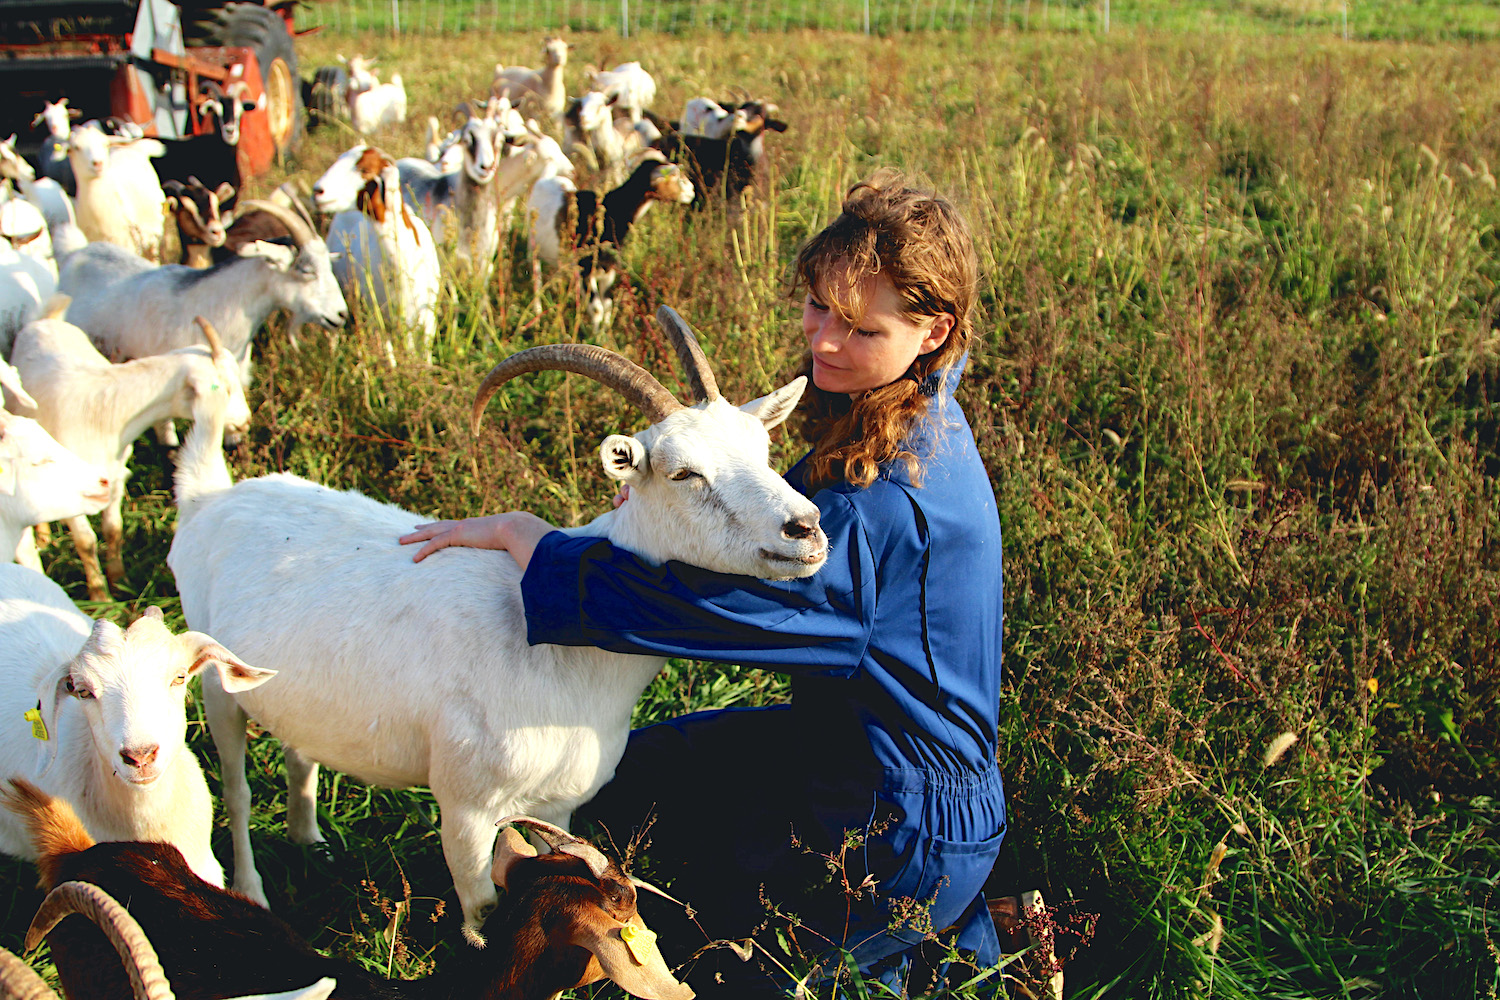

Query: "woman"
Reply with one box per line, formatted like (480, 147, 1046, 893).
(401, 175, 1005, 996)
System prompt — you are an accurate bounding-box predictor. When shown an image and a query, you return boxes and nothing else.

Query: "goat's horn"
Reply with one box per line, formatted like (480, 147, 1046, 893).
(497, 817, 611, 879)
(27, 881, 174, 1000)
(630, 875, 688, 907)
(473, 345, 682, 435)
(235, 198, 316, 248)
(193, 316, 224, 357)
(656, 306, 720, 404)
(0, 946, 58, 1000)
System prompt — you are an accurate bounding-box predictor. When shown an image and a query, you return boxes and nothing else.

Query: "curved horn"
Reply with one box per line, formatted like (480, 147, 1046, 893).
(497, 817, 611, 879)
(193, 316, 224, 357)
(26, 882, 174, 1000)
(473, 345, 682, 435)
(656, 306, 720, 404)
(0, 946, 58, 1000)
(235, 199, 316, 247)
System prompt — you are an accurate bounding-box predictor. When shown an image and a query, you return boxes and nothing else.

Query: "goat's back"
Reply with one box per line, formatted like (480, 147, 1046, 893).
(168, 473, 655, 797)
(42, 838, 374, 1000)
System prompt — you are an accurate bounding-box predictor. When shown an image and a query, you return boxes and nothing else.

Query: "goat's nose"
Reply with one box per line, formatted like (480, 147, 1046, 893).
(120, 744, 159, 768)
(782, 513, 821, 540)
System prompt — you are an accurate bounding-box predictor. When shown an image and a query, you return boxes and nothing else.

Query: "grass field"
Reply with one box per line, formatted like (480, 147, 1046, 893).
(2, 12, 1498, 1000)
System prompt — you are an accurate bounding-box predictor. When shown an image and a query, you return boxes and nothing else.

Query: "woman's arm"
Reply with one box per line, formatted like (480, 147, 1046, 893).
(521, 491, 876, 675)
(399, 511, 555, 569)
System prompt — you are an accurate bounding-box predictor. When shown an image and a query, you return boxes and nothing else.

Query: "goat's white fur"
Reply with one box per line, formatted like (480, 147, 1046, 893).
(168, 358, 825, 938)
(491, 37, 570, 122)
(57, 228, 347, 392)
(0, 574, 275, 886)
(682, 98, 742, 140)
(342, 55, 407, 134)
(67, 126, 166, 259)
(588, 62, 656, 123)
(0, 405, 112, 566)
(319, 150, 440, 360)
(8, 312, 250, 600)
(380, 105, 544, 273)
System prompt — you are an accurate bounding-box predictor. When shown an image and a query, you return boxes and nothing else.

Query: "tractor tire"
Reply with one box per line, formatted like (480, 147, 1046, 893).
(207, 3, 303, 156)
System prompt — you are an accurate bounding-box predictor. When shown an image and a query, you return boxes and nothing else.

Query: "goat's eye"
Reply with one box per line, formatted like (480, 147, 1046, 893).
(66, 678, 93, 699)
(171, 672, 188, 687)
(668, 469, 699, 482)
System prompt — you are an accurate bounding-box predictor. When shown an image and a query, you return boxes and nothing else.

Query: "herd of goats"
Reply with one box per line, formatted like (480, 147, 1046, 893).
(0, 35, 815, 1000)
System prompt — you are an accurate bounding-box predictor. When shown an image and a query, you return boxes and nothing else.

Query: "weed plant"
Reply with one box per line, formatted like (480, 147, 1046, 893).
(2, 22, 1497, 1000)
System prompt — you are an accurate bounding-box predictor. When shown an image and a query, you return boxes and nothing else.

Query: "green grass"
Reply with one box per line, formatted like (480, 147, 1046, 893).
(3, 18, 1499, 1000)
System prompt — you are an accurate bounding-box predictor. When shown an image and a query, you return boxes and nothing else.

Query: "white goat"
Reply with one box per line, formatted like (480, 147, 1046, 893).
(563, 92, 630, 189)
(167, 310, 827, 940)
(681, 97, 741, 139)
(491, 37, 570, 122)
(0, 403, 112, 567)
(342, 55, 407, 134)
(376, 102, 543, 273)
(587, 62, 656, 123)
(317, 147, 440, 360)
(67, 125, 167, 259)
(0, 576, 275, 887)
(8, 309, 250, 601)
(0, 135, 82, 260)
(57, 199, 348, 392)
(0, 199, 58, 356)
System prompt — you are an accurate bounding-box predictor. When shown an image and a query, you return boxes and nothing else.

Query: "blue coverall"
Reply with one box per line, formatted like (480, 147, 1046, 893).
(520, 370, 1005, 995)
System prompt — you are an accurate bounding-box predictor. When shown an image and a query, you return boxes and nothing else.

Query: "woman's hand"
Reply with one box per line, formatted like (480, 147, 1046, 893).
(399, 511, 557, 570)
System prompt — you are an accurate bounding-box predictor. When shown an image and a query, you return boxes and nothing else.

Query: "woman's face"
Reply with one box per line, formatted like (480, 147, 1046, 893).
(802, 269, 953, 397)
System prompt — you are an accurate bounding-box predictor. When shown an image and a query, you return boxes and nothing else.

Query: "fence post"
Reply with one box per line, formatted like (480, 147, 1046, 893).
(621, 0, 628, 36)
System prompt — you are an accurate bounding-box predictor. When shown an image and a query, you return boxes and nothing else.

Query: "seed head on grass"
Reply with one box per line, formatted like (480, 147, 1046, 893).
(1263, 731, 1299, 767)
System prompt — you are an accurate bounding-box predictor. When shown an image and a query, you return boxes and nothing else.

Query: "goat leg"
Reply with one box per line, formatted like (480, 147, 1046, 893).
(284, 746, 324, 845)
(66, 513, 110, 602)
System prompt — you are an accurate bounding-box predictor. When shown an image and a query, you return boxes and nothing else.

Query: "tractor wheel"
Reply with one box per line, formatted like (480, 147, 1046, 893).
(208, 3, 303, 155)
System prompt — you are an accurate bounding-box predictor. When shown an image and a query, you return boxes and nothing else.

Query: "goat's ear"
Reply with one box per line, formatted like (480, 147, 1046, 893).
(215, 182, 236, 204)
(180, 633, 277, 693)
(490, 826, 538, 889)
(572, 915, 695, 1000)
(237, 240, 296, 270)
(739, 375, 806, 431)
(0, 362, 36, 413)
(599, 435, 646, 483)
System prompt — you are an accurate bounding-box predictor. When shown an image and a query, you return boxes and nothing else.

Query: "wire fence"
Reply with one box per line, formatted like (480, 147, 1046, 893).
(297, 0, 1495, 41)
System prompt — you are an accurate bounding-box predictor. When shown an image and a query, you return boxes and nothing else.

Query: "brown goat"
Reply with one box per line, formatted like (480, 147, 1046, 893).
(163, 177, 236, 268)
(3, 780, 693, 1000)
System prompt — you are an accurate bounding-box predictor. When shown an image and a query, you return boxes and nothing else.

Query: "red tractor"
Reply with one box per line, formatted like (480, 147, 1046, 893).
(0, 0, 306, 180)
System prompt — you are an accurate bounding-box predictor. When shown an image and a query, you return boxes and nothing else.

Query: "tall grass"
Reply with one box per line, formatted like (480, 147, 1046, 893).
(2, 22, 1497, 1000)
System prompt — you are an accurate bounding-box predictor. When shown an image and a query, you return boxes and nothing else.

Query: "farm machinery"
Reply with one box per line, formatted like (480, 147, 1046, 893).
(0, 0, 307, 179)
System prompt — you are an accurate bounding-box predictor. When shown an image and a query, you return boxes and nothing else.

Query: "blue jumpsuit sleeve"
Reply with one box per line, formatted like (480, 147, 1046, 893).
(521, 492, 874, 676)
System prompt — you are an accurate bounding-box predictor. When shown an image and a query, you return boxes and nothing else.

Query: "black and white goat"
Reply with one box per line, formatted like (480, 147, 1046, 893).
(652, 101, 787, 208)
(528, 152, 694, 331)
(5, 781, 694, 1000)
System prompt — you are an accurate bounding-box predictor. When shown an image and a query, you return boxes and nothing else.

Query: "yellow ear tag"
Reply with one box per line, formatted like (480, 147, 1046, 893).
(23, 707, 47, 741)
(619, 922, 658, 965)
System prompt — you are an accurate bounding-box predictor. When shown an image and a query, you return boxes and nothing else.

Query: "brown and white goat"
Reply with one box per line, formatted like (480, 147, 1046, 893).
(163, 178, 236, 269)
(4, 780, 694, 1000)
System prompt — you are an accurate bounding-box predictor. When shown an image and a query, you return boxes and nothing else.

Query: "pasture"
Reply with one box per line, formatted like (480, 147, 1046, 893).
(2, 12, 1498, 1000)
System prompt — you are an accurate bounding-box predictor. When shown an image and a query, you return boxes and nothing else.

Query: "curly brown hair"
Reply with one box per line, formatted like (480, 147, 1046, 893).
(792, 172, 979, 491)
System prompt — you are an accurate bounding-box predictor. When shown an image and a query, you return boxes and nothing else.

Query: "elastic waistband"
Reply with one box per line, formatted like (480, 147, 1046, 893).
(878, 764, 1003, 795)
